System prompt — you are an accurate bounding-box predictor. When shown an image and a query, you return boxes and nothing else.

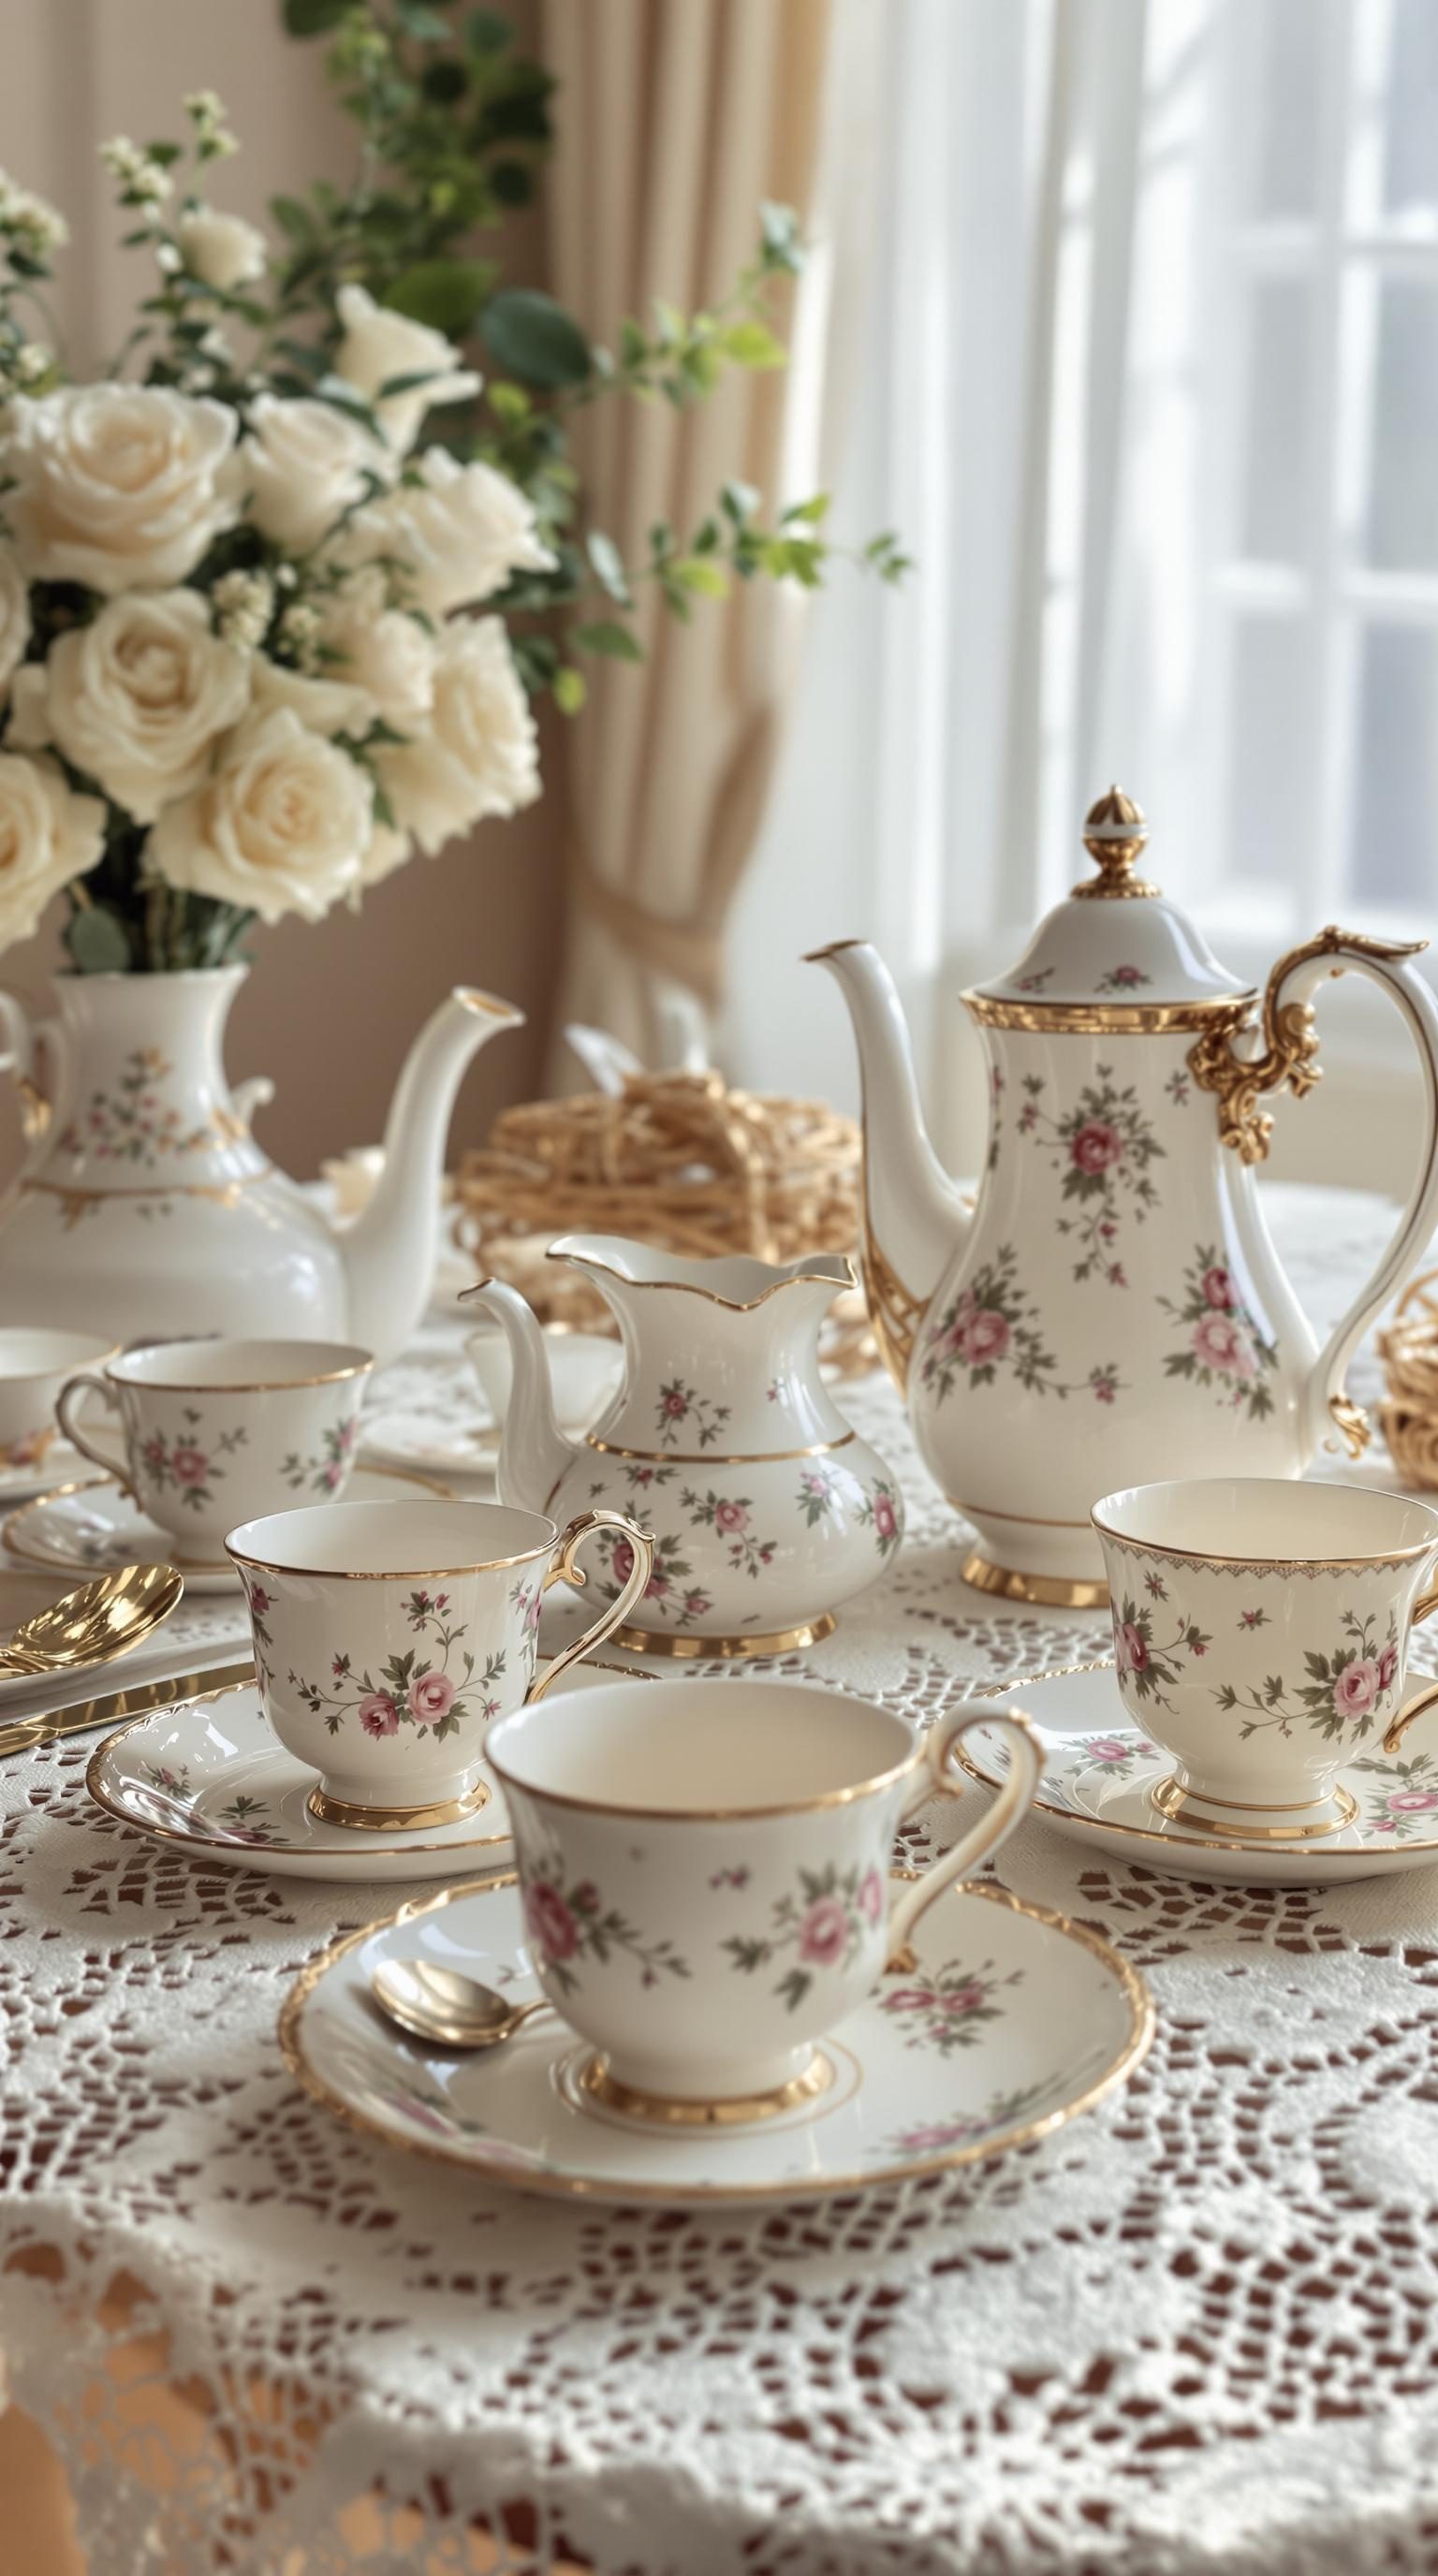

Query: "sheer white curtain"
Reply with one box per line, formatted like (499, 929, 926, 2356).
(726, 0, 1438, 1193)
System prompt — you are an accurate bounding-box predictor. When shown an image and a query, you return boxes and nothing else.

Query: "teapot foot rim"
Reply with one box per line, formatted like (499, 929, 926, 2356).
(959, 1550, 1110, 1612)
(611, 1613, 838, 1661)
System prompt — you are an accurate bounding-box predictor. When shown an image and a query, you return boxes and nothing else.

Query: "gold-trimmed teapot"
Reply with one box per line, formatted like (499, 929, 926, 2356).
(810, 786, 1438, 1606)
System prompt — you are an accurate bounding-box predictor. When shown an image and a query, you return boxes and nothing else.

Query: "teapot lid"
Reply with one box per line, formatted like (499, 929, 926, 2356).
(972, 788, 1255, 1020)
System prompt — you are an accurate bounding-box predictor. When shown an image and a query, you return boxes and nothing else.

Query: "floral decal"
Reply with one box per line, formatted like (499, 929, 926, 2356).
(597, 1528, 712, 1629)
(281, 1413, 359, 1496)
(508, 1573, 542, 1665)
(1350, 1747, 1438, 1838)
(615, 1458, 678, 1496)
(723, 1859, 885, 2012)
(59, 1047, 216, 1166)
(1013, 967, 1055, 994)
(858, 1476, 903, 1558)
(290, 1590, 491, 1742)
(1212, 1608, 1401, 1746)
(796, 1462, 842, 1527)
(920, 1242, 1124, 1408)
(517, 1852, 692, 1995)
(1094, 964, 1152, 993)
(138, 1407, 247, 1511)
(1164, 1065, 1192, 1109)
(0, 1425, 55, 1471)
(886, 2077, 1058, 2160)
(880, 1953, 1022, 2055)
(1111, 1594, 1212, 1713)
(1159, 1243, 1278, 1420)
(143, 1759, 194, 1798)
(1072, 1731, 1157, 1776)
(654, 1379, 731, 1451)
(1016, 1064, 1165, 1287)
(681, 1486, 777, 1581)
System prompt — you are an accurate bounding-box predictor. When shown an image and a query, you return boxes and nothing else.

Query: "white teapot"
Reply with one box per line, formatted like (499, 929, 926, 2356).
(810, 787, 1438, 1606)
(0, 965, 522, 1364)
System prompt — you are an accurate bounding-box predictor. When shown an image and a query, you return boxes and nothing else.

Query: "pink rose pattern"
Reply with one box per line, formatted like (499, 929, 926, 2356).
(723, 1860, 881, 2012)
(513, 1838, 693, 1997)
(653, 1378, 731, 1452)
(1159, 1241, 1278, 1420)
(1015, 1065, 1165, 1289)
(281, 1413, 360, 1498)
(1352, 1748, 1438, 1840)
(133, 1405, 248, 1512)
(289, 1588, 500, 1745)
(1211, 1604, 1403, 1747)
(56, 1046, 216, 1169)
(1109, 1593, 1213, 1714)
(921, 1241, 1123, 1409)
(886, 2077, 1058, 2162)
(881, 1951, 1024, 2056)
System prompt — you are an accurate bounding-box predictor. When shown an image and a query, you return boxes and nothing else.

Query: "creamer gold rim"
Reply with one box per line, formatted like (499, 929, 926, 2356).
(1091, 1501, 1437, 1572)
(490, 1711, 915, 1822)
(276, 1872, 1156, 2203)
(534, 1243, 861, 1312)
(612, 1612, 837, 1660)
(586, 1429, 857, 1466)
(961, 988, 1257, 1034)
(104, 1352, 374, 1395)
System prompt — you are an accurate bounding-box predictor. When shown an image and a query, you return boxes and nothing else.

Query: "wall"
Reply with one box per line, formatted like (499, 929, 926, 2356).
(0, 0, 567, 1178)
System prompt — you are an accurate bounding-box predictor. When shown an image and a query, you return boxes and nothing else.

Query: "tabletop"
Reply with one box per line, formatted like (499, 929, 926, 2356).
(5, 1181, 1438, 2576)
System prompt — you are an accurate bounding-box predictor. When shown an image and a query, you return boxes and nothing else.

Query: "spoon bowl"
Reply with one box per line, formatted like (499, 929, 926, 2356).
(371, 1957, 550, 2051)
(0, 1563, 183, 1675)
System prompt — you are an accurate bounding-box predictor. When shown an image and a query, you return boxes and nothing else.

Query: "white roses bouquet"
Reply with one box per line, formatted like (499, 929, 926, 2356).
(0, 97, 551, 970)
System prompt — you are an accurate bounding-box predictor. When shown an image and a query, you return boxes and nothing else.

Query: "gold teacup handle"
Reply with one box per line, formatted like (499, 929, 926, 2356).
(55, 1372, 137, 1499)
(526, 1509, 655, 1702)
(886, 1707, 1043, 1969)
(1381, 1582, 1438, 1753)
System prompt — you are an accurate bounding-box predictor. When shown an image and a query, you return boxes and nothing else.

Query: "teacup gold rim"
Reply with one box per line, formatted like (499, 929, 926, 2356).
(225, 1491, 551, 1582)
(277, 1871, 1156, 2202)
(0, 1336, 121, 1388)
(105, 1343, 374, 1395)
(488, 1717, 920, 1822)
(1091, 1480, 1438, 1572)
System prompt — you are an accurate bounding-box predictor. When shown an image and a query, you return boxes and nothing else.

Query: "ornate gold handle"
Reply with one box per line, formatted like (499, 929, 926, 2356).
(1381, 1585, 1438, 1753)
(525, 1509, 654, 1700)
(1188, 927, 1426, 1166)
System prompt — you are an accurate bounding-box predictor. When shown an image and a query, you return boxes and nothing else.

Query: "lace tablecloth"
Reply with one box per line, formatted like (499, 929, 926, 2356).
(7, 1184, 1438, 2576)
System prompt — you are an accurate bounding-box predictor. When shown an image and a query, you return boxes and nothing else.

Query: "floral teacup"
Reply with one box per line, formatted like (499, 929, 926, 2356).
(1093, 1477, 1438, 1836)
(226, 1499, 654, 1829)
(0, 1328, 118, 1471)
(57, 1337, 373, 1557)
(486, 1679, 1042, 2112)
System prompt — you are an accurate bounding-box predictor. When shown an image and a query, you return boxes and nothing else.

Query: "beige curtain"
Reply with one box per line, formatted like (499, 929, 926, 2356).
(540, 0, 834, 1067)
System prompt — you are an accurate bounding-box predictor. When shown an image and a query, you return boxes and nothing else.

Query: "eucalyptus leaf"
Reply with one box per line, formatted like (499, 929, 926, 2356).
(66, 905, 132, 974)
(385, 259, 490, 334)
(573, 620, 643, 662)
(479, 289, 591, 389)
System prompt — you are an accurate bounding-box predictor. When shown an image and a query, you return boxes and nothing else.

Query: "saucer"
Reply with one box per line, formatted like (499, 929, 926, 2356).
(0, 1432, 94, 1505)
(358, 1410, 500, 1480)
(3, 1463, 454, 1594)
(86, 1656, 629, 1882)
(279, 1870, 1152, 2203)
(961, 1661, 1438, 1884)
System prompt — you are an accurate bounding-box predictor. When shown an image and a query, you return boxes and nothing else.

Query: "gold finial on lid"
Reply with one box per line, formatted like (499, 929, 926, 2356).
(1073, 784, 1158, 900)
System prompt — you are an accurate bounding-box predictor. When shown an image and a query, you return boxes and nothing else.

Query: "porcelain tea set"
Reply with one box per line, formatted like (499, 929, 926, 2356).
(8, 783, 1438, 2202)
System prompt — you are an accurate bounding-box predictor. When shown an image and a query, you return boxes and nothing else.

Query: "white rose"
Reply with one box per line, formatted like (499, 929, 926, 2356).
(239, 395, 385, 553)
(359, 820, 411, 888)
(149, 705, 372, 923)
(35, 589, 250, 824)
(375, 615, 539, 855)
(6, 385, 239, 594)
(0, 549, 31, 699)
(333, 283, 480, 455)
(175, 207, 267, 293)
(0, 752, 105, 953)
(341, 447, 554, 618)
(321, 570, 434, 728)
(250, 653, 373, 739)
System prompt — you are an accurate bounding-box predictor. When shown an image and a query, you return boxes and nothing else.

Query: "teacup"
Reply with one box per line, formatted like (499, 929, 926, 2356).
(225, 1499, 655, 1830)
(466, 1324, 623, 1430)
(1092, 1477, 1438, 1836)
(0, 1328, 117, 1471)
(486, 1680, 1042, 2112)
(57, 1338, 374, 1556)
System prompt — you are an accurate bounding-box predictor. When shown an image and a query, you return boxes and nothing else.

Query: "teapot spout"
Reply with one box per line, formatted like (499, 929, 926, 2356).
(805, 940, 971, 1386)
(462, 1278, 580, 1513)
(343, 987, 523, 1363)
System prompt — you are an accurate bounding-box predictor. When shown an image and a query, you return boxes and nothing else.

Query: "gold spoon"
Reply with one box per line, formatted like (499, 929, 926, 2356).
(0, 1563, 183, 1676)
(371, 1956, 550, 2051)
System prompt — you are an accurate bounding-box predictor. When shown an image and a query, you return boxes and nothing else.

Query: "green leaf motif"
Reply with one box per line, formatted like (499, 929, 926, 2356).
(479, 288, 592, 388)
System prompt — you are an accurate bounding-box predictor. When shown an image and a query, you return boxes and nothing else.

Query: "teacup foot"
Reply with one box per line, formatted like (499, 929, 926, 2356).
(572, 2048, 836, 2130)
(306, 1777, 491, 1832)
(613, 1612, 836, 1659)
(1150, 1774, 1357, 1840)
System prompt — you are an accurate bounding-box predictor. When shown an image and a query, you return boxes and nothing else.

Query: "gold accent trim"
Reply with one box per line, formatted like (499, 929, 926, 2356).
(950, 1499, 1092, 1529)
(277, 1872, 1156, 2203)
(1328, 1390, 1372, 1459)
(1090, 1500, 1437, 1573)
(226, 1499, 543, 1583)
(106, 1347, 374, 1394)
(963, 991, 1255, 1035)
(7, 1464, 455, 1577)
(577, 2049, 834, 2128)
(455, 987, 526, 1021)
(613, 1611, 837, 1660)
(307, 1777, 491, 1831)
(23, 1170, 271, 1206)
(1189, 924, 1427, 1164)
(586, 1429, 855, 1467)
(1150, 1774, 1358, 1840)
(7, 1661, 254, 1763)
(960, 1548, 1108, 1609)
(1071, 784, 1158, 898)
(15, 1072, 51, 1143)
(536, 1243, 859, 1314)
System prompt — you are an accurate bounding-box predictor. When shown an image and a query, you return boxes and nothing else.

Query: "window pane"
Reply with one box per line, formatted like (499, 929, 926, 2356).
(1245, 0, 1326, 218)
(1240, 282, 1315, 561)
(1366, 279, 1438, 569)
(1382, 0, 1438, 219)
(1346, 625, 1438, 909)
(1225, 617, 1313, 886)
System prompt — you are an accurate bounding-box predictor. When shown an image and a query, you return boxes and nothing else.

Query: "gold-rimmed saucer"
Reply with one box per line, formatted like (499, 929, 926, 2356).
(278, 1870, 1152, 2204)
(961, 1661, 1438, 1885)
(4, 1463, 454, 1594)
